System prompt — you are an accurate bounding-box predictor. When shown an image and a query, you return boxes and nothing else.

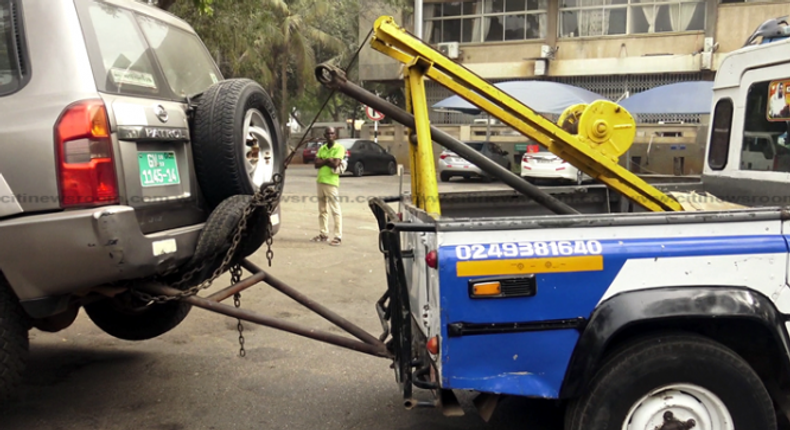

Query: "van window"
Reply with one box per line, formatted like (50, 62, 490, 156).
(740, 80, 790, 173)
(708, 98, 733, 170)
(0, 0, 26, 96)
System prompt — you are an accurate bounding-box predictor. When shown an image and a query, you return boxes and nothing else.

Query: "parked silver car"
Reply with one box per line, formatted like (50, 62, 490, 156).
(0, 0, 284, 399)
(438, 141, 511, 182)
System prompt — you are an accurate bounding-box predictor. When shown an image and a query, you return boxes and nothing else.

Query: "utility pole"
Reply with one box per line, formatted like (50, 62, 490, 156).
(414, 0, 423, 40)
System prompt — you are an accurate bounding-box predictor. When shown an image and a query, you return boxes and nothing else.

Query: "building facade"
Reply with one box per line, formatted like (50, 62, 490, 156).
(359, 0, 790, 125)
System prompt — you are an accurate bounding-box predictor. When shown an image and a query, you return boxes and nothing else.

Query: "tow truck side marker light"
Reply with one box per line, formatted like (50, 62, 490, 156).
(472, 282, 501, 297)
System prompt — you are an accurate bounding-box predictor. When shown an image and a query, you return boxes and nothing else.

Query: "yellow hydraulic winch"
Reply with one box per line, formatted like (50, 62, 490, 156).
(369, 16, 683, 213)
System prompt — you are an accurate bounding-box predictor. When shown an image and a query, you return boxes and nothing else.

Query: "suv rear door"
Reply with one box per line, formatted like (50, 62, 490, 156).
(75, 0, 221, 233)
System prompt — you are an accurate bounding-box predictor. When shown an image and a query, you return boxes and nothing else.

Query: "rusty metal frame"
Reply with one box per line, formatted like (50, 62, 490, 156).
(138, 260, 392, 359)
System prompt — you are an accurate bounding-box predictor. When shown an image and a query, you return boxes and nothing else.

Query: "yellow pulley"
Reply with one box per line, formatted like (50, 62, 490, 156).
(557, 103, 587, 135)
(576, 100, 636, 162)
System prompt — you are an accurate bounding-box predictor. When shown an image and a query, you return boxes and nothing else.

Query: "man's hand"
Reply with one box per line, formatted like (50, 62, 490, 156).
(315, 157, 340, 169)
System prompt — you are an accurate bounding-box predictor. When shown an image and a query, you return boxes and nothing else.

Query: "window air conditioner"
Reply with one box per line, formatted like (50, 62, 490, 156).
(437, 42, 460, 59)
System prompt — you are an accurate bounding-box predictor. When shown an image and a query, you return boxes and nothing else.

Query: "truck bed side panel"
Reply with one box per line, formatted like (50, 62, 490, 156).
(435, 219, 788, 398)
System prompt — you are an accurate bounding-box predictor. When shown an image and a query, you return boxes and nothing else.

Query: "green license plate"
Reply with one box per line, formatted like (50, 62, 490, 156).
(138, 151, 181, 187)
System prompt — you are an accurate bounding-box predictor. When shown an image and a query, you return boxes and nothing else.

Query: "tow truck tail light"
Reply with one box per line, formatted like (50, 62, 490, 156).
(55, 100, 118, 208)
(426, 250, 438, 269)
(426, 336, 439, 355)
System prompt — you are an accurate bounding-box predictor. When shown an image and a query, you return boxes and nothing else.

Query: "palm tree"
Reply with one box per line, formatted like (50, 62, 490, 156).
(257, 0, 346, 136)
(171, 0, 347, 136)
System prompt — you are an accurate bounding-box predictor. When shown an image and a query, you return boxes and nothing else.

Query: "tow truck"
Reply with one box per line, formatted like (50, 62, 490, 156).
(313, 15, 790, 430)
(139, 15, 790, 430)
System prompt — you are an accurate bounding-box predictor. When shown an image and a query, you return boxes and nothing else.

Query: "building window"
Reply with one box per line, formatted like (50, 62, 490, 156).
(721, 0, 787, 3)
(559, 0, 705, 38)
(424, 0, 547, 44)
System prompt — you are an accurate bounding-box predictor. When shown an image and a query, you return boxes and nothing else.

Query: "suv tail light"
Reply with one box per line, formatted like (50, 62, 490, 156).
(55, 100, 118, 208)
(440, 154, 448, 160)
(346, 150, 350, 158)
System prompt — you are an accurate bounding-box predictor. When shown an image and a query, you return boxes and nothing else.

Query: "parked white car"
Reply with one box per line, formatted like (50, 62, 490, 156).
(438, 141, 511, 182)
(520, 144, 591, 184)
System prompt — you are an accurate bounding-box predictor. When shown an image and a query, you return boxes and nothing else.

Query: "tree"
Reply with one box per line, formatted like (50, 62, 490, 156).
(263, 0, 347, 136)
(167, 0, 408, 135)
(155, 0, 214, 15)
(171, 0, 346, 136)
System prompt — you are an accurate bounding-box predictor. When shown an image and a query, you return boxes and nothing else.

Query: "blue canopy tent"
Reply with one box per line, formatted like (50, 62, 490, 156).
(618, 81, 714, 115)
(431, 80, 608, 116)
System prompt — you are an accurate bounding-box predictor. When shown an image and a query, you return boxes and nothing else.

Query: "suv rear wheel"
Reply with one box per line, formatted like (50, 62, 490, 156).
(192, 79, 284, 208)
(0, 277, 28, 401)
(84, 294, 191, 341)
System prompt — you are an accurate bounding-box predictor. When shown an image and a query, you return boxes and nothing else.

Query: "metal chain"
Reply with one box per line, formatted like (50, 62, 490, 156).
(230, 264, 246, 358)
(132, 174, 283, 304)
(265, 217, 274, 267)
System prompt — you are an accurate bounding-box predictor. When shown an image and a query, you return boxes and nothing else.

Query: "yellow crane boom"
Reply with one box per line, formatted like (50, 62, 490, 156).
(369, 16, 683, 213)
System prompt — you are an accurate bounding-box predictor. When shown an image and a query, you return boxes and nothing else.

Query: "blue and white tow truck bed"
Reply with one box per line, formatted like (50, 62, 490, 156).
(372, 190, 790, 429)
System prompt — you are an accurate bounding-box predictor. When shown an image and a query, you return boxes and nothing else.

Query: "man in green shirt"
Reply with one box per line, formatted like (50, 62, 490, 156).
(311, 127, 345, 246)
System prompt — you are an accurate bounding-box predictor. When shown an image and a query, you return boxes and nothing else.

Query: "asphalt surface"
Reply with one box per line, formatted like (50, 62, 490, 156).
(0, 166, 562, 430)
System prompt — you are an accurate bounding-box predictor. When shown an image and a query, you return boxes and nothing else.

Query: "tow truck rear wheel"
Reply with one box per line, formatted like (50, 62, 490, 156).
(565, 333, 776, 430)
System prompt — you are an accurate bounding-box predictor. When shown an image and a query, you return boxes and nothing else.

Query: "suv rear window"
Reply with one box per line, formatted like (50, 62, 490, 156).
(78, 0, 221, 100)
(137, 15, 220, 98)
(84, 2, 161, 97)
(0, 0, 26, 96)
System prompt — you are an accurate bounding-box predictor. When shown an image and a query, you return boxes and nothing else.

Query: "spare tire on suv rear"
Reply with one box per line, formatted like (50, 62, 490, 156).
(191, 79, 285, 209)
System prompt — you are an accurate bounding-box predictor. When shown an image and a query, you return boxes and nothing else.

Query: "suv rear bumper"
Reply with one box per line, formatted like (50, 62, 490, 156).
(0, 205, 203, 316)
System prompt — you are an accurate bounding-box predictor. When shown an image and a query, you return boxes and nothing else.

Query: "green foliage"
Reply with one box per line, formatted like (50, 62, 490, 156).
(192, 0, 214, 15)
(169, 0, 408, 132)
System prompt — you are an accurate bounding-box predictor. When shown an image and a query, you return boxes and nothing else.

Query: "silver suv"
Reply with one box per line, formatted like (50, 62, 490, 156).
(0, 0, 283, 399)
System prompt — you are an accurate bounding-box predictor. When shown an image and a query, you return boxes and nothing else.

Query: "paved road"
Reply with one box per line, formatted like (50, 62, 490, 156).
(1, 166, 561, 430)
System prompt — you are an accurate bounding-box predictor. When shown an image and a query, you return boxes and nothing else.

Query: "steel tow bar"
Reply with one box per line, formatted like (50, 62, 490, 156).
(315, 64, 580, 216)
(139, 259, 392, 359)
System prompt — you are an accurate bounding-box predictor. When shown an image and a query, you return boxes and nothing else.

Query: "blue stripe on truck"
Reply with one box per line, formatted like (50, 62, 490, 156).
(436, 235, 788, 398)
